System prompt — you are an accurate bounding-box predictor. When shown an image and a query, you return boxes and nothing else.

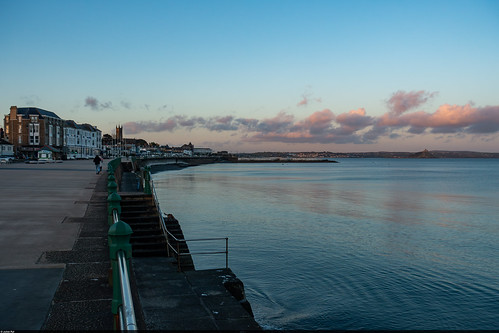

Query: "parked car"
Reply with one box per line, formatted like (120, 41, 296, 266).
(0, 156, 15, 163)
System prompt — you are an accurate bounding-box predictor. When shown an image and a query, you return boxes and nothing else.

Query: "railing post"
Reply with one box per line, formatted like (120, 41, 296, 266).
(108, 165, 114, 179)
(177, 241, 181, 272)
(226, 237, 229, 269)
(108, 179, 118, 196)
(144, 166, 152, 195)
(107, 192, 122, 226)
(108, 172, 116, 184)
(108, 220, 133, 330)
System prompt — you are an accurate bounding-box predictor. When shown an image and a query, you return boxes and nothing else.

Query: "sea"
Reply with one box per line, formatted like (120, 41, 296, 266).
(151, 158, 499, 330)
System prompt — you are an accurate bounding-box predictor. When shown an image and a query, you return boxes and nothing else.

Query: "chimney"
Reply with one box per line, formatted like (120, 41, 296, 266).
(10, 106, 17, 119)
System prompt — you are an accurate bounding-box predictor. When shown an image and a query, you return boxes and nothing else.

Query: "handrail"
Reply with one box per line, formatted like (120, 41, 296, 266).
(117, 250, 137, 331)
(150, 179, 229, 270)
(112, 208, 137, 330)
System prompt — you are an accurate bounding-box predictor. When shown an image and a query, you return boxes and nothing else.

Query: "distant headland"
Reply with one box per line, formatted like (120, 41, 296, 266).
(236, 150, 499, 159)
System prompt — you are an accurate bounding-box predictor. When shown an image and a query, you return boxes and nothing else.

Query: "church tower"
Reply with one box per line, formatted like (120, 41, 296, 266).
(116, 125, 123, 143)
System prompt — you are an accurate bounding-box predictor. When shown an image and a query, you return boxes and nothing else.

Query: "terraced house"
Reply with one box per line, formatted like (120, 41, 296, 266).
(64, 120, 102, 159)
(3, 106, 102, 159)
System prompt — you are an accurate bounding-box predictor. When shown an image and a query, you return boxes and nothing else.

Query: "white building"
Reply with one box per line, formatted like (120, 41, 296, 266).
(193, 147, 212, 156)
(0, 138, 14, 157)
(64, 120, 102, 159)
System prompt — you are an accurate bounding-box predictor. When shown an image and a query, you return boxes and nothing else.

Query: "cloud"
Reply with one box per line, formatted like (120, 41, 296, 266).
(206, 116, 239, 131)
(297, 93, 322, 107)
(375, 104, 499, 136)
(292, 109, 335, 134)
(85, 97, 98, 110)
(121, 101, 131, 109)
(120, 91, 499, 146)
(297, 96, 308, 106)
(386, 90, 437, 115)
(84, 96, 113, 111)
(255, 112, 295, 134)
(335, 108, 374, 135)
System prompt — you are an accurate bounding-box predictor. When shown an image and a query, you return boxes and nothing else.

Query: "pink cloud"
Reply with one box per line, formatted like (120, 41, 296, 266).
(255, 111, 295, 133)
(376, 104, 499, 134)
(297, 93, 322, 107)
(386, 90, 437, 115)
(336, 108, 374, 135)
(293, 109, 335, 134)
(297, 96, 308, 106)
(120, 91, 499, 147)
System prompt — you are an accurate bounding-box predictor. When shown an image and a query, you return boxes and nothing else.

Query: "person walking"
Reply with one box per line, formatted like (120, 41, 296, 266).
(93, 154, 103, 174)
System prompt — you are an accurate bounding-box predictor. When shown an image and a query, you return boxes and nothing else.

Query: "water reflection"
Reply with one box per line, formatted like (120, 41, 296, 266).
(153, 160, 499, 330)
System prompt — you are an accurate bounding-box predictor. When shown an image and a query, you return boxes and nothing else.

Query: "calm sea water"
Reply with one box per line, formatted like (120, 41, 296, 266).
(152, 158, 499, 330)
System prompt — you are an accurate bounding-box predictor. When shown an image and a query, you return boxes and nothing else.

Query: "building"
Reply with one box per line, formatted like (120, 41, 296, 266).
(37, 145, 59, 161)
(102, 126, 144, 158)
(64, 120, 102, 159)
(3, 106, 64, 159)
(0, 138, 14, 157)
(3, 106, 101, 159)
(193, 147, 213, 156)
(116, 125, 123, 143)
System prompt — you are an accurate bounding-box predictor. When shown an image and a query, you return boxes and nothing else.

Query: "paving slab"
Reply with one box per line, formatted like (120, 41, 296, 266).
(0, 160, 111, 330)
(0, 268, 64, 330)
(0, 160, 100, 269)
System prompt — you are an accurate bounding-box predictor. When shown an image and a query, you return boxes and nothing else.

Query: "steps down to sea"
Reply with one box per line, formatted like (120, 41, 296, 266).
(120, 193, 195, 270)
(118, 167, 261, 330)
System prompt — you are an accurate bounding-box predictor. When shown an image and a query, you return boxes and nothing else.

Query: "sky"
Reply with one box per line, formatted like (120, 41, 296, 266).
(1, 0, 498, 153)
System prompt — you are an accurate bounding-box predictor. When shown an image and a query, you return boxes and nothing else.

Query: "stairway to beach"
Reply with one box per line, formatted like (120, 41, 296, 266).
(119, 193, 194, 271)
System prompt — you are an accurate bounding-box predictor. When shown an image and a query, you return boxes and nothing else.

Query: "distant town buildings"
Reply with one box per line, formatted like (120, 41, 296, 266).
(2, 106, 219, 160)
(3, 106, 102, 159)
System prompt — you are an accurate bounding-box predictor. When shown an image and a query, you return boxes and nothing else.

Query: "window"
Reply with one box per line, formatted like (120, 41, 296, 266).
(18, 124, 22, 133)
(49, 124, 53, 145)
(29, 123, 40, 145)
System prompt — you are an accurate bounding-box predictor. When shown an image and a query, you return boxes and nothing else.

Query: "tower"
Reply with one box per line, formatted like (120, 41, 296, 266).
(116, 125, 123, 143)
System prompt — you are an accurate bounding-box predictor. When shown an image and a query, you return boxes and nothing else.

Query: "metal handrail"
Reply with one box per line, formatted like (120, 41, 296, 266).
(150, 179, 229, 270)
(117, 250, 137, 331)
(112, 208, 137, 330)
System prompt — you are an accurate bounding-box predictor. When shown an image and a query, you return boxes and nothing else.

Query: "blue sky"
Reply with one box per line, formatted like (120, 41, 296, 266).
(1, 0, 498, 152)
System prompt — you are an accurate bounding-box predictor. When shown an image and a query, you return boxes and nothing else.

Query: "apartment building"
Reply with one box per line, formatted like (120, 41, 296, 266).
(3, 106, 101, 159)
(3, 106, 64, 158)
(64, 120, 102, 159)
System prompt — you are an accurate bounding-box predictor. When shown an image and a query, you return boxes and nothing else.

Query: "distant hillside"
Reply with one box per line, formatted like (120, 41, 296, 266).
(409, 149, 436, 158)
(236, 150, 499, 159)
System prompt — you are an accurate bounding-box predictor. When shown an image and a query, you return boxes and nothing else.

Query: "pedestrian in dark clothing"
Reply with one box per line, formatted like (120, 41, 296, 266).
(93, 154, 103, 174)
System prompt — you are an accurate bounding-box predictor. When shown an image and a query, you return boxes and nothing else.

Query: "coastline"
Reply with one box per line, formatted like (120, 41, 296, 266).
(235, 158, 338, 163)
(149, 163, 191, 174)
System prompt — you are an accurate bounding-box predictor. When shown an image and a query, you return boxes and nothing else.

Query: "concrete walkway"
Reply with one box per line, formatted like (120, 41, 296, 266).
(0, 160, 106, 330)
(0, 160, 262, 331)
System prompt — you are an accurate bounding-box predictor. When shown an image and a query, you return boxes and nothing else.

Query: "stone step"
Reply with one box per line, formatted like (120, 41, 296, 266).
(133, 248, 168, 257)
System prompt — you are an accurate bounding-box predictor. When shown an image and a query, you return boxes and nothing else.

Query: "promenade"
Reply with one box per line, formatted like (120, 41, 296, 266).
(0, 160, 108, 330)
(0, 159, 261, 331)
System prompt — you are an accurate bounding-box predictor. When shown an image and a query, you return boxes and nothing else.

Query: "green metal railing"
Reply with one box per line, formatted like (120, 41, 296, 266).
(107, 165, 137, 331)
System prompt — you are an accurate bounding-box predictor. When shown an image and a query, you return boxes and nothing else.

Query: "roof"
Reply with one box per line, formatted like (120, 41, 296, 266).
(16, 107, 61, 119)
(38, 145, 61, 153)
(65, 120, 78, 128)
(79, 123, 100, 132)
(0, 138, 13, 146)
